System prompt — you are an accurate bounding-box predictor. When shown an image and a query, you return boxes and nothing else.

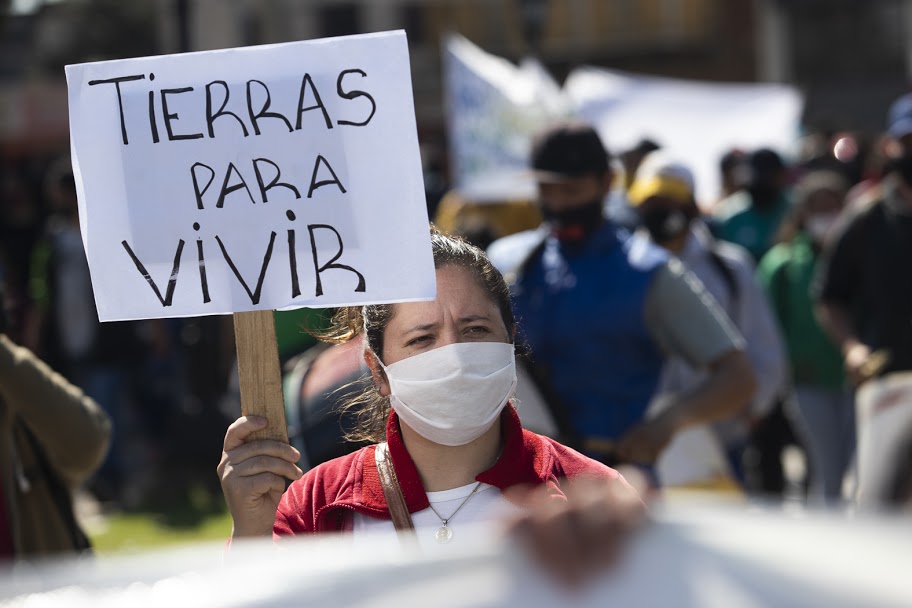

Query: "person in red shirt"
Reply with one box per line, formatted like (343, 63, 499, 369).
(219, 228, 644, 583)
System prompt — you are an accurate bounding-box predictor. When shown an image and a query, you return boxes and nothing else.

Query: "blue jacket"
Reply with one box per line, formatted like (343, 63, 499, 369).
(488, 222, 667, 440)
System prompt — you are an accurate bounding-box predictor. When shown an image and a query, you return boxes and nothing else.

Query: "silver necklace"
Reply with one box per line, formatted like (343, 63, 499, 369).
(427, 482, 483, 544)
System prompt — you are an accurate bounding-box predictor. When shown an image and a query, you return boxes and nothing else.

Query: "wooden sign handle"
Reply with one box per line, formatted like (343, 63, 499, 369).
(233, 310, 288, 443)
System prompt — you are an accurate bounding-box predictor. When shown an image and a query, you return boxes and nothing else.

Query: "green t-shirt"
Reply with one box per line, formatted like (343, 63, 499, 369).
(757, 234, 845, 389)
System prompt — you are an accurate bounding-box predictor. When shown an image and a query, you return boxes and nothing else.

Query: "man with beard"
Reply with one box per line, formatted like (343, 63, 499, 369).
(814, 93, 912, 508)
(486, 122, 755, 472)
(713, 148, 791, 262)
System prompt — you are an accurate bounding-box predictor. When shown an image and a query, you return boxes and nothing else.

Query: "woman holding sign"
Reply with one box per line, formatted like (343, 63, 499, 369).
(218, 229, 643, 583)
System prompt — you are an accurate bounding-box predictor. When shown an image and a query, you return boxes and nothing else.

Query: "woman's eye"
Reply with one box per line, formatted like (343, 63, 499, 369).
(406, 335, 431, 347)
(466, 326, 490, 335)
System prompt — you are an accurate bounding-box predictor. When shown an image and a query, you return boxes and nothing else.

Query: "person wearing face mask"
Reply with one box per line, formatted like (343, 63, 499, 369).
(486, 121, 756, 473)
(813, 94, 912, 509)
(712, 148, 792, 262)
(627, 158, 788, 492)
(757, 171, 853, 505)
(218, 229, 645, 583)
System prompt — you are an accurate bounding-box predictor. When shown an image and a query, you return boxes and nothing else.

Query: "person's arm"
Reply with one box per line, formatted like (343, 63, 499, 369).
(815, 300, 879, 385)
(617, 260, 756, 464)
(811, 210, 877, 385)
(815, 300, 859, 354)
(0, 333, 111, 486)
(667, 350, 754, 426)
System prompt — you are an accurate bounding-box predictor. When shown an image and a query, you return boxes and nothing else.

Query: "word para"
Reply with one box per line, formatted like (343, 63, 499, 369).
(190, 154, 345, 209)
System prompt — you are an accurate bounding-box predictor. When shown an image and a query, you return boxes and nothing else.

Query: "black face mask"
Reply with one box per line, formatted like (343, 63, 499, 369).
(891, 153, 912, 185)
(541, 198, 605, 243)
(640, 206, 691, 244)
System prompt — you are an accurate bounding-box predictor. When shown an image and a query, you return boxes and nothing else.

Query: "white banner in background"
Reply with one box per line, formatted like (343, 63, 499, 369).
(66, 31, 434, 322)
(442, 34, 572, 202)
(564, 67, 804, 205)
(443, 40, 803, 206)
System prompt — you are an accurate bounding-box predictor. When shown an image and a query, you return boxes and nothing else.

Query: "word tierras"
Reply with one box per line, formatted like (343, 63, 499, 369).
(121, 219, 366, 307)
(88, 69, 376, 146)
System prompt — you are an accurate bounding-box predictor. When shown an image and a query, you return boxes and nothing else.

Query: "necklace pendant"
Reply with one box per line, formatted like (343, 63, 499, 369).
(434, 525, 453, 544)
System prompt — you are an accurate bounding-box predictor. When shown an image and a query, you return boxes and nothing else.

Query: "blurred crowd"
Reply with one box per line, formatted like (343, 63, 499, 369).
(1, 82, 911, 523)
(428, 96, 912, 510)
(436, 96, 912, 507)
(266, 90, 912, 516)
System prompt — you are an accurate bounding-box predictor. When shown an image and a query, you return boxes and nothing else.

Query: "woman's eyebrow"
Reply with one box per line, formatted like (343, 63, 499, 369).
(403, 322, 438, 334)
(460, 314, 492, 323)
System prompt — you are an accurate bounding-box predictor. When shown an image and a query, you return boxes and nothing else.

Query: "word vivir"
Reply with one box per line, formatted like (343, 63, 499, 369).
(121, 215, 366, 307)
(88, 69, 376, 145)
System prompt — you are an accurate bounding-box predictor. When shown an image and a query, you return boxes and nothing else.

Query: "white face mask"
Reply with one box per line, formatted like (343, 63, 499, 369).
(378, 342, 517, 447)
(805, 212, 840, 243)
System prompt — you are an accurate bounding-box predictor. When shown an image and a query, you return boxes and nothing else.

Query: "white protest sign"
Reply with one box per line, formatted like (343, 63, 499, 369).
(66, 30, 434, 322)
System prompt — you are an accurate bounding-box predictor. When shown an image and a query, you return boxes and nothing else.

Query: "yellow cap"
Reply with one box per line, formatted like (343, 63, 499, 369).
(627, 174, 693, 207)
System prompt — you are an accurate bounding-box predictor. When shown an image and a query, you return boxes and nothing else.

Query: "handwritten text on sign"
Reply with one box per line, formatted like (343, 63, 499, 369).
(66, 31, 434, 322)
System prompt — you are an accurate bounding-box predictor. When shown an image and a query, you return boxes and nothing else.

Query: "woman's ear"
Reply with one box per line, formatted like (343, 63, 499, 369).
(364, 350, 390, 397)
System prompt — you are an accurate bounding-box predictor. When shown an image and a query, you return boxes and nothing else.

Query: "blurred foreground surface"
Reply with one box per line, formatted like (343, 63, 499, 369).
(0, 503, 909, 608)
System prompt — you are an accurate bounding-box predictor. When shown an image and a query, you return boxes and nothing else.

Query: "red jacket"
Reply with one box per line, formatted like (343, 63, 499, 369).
(274, 404, 624, 535)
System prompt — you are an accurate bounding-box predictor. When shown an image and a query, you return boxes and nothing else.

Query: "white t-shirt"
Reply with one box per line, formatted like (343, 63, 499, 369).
(352, 482, 521, 555)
